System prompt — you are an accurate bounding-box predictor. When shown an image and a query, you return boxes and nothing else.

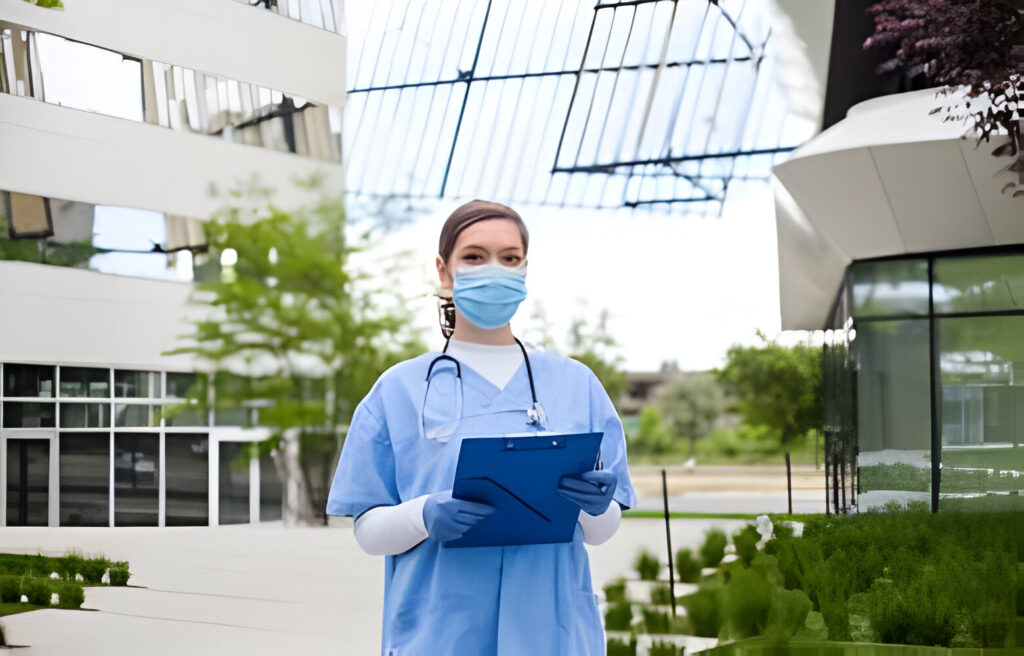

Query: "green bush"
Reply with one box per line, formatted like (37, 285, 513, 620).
(0, 552, 111, 584)
(641, 607, 670, 634)
(79, 557, 110, 584)
(681, 586, 721, 638)
(603, 579, 626, 604)
(21, 577, 50, 606)
(1018, 562, 1024, 615)
(674, 548, 702, 583)
(604, 602, 634, 631)
(648, 640, 679, 656)
(765, 587, 812, 639)
(108, 562, 130, 586)
(700, 529, 727, 568)
(606, 636, 636, 656)
(721, 568, 772, 640)
(52, 580, 85, 609)
(634, 549, 661, 581)
(0, 575, 20, 603)
(732, 525, 760, 566)
(650, 584, 672, 605)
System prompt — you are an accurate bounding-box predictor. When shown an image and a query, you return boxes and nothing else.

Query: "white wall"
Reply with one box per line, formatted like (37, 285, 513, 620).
(0, 94, 346, 221)
(1, 0, 346, 106)
(0, 260, 203, 370)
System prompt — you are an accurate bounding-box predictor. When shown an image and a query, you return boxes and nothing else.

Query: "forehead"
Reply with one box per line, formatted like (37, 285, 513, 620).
(453, 218, 524, 251)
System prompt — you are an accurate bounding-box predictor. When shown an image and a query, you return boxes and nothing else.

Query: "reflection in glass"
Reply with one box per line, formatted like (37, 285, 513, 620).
(854, 320, 933, 504)
(260, 453, 283, 522)
(114, 370, 161, 398)
(166, 433, 208, 526)
(6, 439, 49, 526)
(166, 372, 199, 398)
(115, 404, 158, 427)
(850, 259, 929, 318)
(933, 254, 1024, 314)
(59, 433, 109, 526)
(3, 364, 55, 397)
(59, 403, 111, 428)
(2, 402, 56, 428)
(59, 367, 109, 398)
(219, 442, 250, 525)
(937, 316, 1024, 499)
(114, 434, 159, 526)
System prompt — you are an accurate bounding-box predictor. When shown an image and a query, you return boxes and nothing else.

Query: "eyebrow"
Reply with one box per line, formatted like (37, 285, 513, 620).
(460, 244, 523, 253)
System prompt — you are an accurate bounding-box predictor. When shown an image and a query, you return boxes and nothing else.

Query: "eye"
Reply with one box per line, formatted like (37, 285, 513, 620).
(462, 253, 482, 263)
(503, 255, 522, 265)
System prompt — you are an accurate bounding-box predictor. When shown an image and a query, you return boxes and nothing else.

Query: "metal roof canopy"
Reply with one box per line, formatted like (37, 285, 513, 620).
(344, 0, 803, 212)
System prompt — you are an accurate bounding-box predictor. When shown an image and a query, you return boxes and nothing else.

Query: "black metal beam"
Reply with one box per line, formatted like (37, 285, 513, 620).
(551, 146, 798, 173)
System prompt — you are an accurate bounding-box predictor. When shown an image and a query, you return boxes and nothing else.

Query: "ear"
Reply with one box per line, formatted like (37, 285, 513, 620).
(436, 254, 452, 291)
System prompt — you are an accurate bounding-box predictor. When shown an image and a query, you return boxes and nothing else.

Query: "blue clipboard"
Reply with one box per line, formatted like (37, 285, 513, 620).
(445, 432, 603, 548)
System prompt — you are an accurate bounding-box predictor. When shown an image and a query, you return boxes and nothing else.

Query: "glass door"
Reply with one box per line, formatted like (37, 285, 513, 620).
(6, 439, 49, 526)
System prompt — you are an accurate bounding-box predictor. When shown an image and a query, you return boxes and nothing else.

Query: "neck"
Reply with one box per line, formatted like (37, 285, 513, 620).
(451, 309, 515, 345)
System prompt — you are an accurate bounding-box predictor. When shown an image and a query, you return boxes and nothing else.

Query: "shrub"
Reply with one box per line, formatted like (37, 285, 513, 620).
(674, 548, 701, 583)
(604, 602, 633, 631)
(732, 525, 760, 566)
(765, 587, 812, 639)
(681, 586, 721, 638)
(78, 557, 110, 584)
(633, 549, 661, 581)
(650, 584, 672, 605)
(0, 575, 20, 603)
(606, 636, 636, 656)
(603, 579, 626, 604)
(21, 577, 50, 606)
(108, 562, 130, 586)
(722, 568, 772, 639)
(59, 553, 86, 580)
(641, 607, 670, 634)
(648, 640, 679, 656)
(52, 581, 84, 609)
(700, 529, 727, 568)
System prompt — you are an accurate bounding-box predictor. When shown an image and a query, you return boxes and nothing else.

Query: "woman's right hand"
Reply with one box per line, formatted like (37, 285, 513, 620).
(422, 490, 495, 542)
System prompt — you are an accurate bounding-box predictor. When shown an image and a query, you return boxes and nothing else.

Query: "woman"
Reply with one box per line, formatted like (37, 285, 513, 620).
(326, 200, 635, 655)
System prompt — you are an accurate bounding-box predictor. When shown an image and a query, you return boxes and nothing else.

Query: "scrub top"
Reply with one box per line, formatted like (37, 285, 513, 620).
(326, 350, 636, 656)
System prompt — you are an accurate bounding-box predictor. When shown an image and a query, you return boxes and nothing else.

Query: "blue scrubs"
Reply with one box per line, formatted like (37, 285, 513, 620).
(327, 351, 636, 656)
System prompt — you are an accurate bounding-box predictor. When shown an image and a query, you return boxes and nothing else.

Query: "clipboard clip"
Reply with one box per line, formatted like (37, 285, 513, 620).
(504, 436, 565, 450)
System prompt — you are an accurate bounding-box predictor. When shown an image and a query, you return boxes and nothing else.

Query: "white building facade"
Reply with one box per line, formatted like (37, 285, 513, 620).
(0, 0, 346, 526)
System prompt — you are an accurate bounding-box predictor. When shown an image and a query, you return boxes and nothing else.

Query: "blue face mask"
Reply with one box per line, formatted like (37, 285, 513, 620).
(452, 263, 527, 329)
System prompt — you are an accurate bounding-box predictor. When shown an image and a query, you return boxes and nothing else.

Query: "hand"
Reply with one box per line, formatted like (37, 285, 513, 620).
(557, 470, 617, 516)
(422, 490, 495, 542)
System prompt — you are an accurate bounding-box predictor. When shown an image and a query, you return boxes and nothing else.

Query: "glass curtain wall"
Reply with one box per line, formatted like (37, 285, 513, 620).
(830, 249, 1024, 512)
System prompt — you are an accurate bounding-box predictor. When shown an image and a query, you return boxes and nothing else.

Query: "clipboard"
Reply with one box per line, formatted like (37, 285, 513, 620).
(445, 432, 603, 548)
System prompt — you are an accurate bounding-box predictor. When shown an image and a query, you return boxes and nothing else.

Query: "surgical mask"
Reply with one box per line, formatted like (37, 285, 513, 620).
(452, 263, 527, 329)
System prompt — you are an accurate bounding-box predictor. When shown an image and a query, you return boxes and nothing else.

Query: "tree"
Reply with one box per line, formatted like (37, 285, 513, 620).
(630, 405, 675, 456)
(567, 308, 627, 410)
(658, 374, 726, 459)
(717, 332, 823, 513)
(164, 177, 423, 525)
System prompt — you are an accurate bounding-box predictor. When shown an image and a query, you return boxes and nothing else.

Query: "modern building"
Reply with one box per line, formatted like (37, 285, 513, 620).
(0, 0, 346, 527)
(773, 2, 1024, 512)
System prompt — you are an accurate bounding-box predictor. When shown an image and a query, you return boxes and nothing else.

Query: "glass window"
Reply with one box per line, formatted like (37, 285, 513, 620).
(933, 253, 1024, 314)
(853, 320, 934, 504)
(166, 372, 201, 399)
(2, 401, 56, 428)
(166, 433, 208, 526)
(219, 442, 250, 525)
(937, 316, 1024, 500)
(115, 404, 159, 428)
(114, 434, 159, 526)
(114, 370, 161, 398)
(59, 403, 110, 428)
(59, 433, 109, 527)
(3, 364, 55, 397)
(163, 402, 207, 427)
(6, 439, 49, 526)
(850, 259, 930, 318)
(259, 453, 283, 522)
(59, 367, 109, 398)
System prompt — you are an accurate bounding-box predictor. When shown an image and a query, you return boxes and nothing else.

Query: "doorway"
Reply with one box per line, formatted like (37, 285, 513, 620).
(6, 439, 49, 526)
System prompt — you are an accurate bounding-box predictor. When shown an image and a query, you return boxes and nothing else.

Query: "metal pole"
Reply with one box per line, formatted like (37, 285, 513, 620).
(661, 469, 676, 617)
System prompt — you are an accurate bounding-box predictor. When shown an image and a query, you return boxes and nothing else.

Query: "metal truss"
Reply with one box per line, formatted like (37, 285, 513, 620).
(344, 0, 804, 213)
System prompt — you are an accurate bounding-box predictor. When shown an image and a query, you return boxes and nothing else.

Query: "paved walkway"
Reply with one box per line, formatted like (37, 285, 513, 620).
(0, 517, 752, 655)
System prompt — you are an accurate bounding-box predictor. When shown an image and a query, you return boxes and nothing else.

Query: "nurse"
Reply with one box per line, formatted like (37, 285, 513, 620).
(326, 200, 635, 656)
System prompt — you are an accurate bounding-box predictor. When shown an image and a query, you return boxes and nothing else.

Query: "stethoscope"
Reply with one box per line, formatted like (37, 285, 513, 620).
(423, 336, 548, 437)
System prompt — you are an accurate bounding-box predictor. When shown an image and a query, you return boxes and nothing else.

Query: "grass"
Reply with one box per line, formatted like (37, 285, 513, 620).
(623, 510, 761, 520)
(626, 425, 823, 467)
(0, 602, 46, 617)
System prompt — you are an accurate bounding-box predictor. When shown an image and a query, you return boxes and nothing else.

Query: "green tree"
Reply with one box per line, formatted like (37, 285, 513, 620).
(717, 332, 822, 513)
(630, 405, 675, 455)
(658, 373, 726, 459)
(165, 177, 423, 525)
(567, 308, 627, 410)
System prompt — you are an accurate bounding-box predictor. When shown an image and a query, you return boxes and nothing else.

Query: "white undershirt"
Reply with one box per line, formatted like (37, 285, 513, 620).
(351, 339, 623, 555)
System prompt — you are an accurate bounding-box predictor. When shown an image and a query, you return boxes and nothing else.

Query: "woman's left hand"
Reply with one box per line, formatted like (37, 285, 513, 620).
(557, 470, 617, 516)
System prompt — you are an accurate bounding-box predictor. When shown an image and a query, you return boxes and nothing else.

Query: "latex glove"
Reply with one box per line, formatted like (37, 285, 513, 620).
(557, 470, 618, 516)
(422, 490, 495, 542)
